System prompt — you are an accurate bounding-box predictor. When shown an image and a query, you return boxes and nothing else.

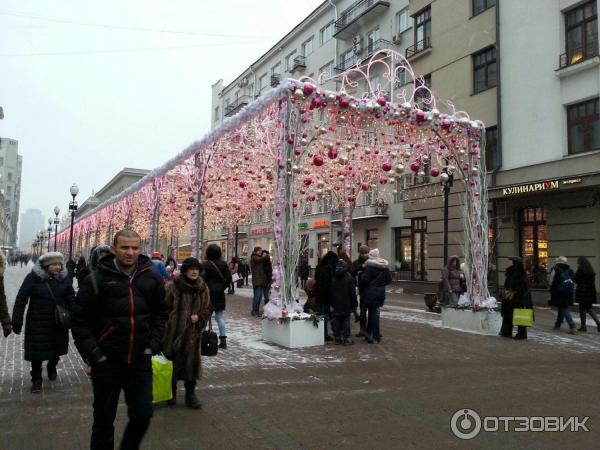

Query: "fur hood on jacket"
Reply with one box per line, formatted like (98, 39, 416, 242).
(32, 260, 69, 281)
(364, 257, 389, 269)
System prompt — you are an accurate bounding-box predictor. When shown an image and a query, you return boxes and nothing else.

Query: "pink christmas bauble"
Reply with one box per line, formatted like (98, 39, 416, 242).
(430, 167, 440, 177)
(377, 97, 387, 107)
(410, 162, 421, 172)
(361, 182, 370, 191)
(303, 83, 315, 96)
(313, 155, 324, 166)
(415, 110, 426, 123)
(339, 97, 350, 108)
(303, 177, 312, 186)
(327, 148, 338, 159)
(382, 162, 392, 172)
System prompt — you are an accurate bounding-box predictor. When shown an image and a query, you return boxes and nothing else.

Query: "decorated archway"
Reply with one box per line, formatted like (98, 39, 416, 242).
(56, 50, 491, 315)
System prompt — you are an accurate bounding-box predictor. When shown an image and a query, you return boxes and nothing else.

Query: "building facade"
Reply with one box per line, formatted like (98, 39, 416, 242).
(19, 208, 44, 251)
(207, 0, 599, 296)
(0, 137, 23, 247)
(493, 0, 600, 297)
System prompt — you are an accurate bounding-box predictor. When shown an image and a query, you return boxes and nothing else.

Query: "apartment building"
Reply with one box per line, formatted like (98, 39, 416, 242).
(0, 137, 23, 247)
(493, 0, 600, 294)
(208, 0, 600, 296)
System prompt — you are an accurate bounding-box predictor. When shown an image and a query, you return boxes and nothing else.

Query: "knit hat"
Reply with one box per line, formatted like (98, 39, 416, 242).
(39, 251, 64, 267)
(369, 248, 380, 259)
(359, 245, 370, 254)
(151, 252, 162, 260)
(180, 257, 201, 274)
(555, 256, 568, 265)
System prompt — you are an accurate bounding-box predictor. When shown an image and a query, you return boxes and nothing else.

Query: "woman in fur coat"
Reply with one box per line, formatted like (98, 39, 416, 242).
(12, 252, 75, 393)
(163, 257, 213, 409)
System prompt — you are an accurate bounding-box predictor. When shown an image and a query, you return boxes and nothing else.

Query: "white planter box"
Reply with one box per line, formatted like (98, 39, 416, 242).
(262, 318, 324, 348)
(441, 307, 502, 335)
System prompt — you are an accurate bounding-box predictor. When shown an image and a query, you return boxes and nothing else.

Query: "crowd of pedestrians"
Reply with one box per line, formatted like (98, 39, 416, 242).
(0, 228, 598, 448)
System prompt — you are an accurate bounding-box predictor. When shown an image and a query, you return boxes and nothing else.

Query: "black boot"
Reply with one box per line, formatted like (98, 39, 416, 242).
(218, 336, 227, 349)
(167, 379, 177, 406)
(184, 381, 201, 409)
(31, 362, 42, 393)
(47, 358, 59, 381)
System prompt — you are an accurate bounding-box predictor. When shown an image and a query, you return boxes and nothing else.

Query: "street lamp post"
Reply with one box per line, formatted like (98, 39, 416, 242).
(47, 218, 52, 252)
(37, 231, 44, 256)
(53, 206, 60, 251)
(68, 184, 79, 262)
(442, 168, 454, 266)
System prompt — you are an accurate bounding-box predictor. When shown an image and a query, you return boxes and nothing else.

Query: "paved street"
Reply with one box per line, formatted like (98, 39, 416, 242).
(1, 264, 599, 449)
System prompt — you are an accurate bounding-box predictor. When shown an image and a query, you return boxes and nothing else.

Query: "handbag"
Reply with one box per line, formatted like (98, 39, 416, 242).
(231, 273, 240, 283)
(512, 308, 534, 327)
(45, 282, 71, 330)
(151, 354, 173, 403)
(201, 318, 218, 356)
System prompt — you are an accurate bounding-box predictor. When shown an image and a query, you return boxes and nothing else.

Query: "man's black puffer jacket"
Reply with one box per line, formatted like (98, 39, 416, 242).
(71, 253, 168, 364)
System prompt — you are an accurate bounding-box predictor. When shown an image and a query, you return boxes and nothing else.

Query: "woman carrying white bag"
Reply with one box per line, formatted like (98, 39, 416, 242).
(162, 257, 213, 409)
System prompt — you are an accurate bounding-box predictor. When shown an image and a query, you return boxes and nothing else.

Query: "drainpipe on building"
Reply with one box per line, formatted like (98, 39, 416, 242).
(328, 0, 339, 81)
(488, 1, 502, 292)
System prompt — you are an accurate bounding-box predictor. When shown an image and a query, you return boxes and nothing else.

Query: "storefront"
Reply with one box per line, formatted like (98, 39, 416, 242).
(490, 175, 600, 293)
(249, 226, 273, 255)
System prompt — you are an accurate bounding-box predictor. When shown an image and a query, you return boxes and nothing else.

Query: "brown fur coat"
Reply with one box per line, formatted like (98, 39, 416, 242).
(163, 275, 212, 381)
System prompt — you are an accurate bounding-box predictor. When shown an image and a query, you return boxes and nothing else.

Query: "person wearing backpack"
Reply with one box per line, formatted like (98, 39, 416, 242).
(549, 256, 577, 334)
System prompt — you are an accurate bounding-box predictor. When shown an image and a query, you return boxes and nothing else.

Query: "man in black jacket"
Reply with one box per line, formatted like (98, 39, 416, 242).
(72, 229, 168, 450)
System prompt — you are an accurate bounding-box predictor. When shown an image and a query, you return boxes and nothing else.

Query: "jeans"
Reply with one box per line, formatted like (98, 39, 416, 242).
(555, 306, 576, 328)
(252, 286, 267, 314)
(366, 306, 381, 338)
(333, 314, 351, 339)
(90, 356, 153, 450)
(30, 357, 59, 381)
(214, 310, 226, 337)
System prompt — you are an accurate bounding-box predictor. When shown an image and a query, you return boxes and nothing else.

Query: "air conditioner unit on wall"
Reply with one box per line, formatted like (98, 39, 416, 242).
(392, 33, 402, 45)
(352, 35, 362, 54)
(238, 77, 248, 88)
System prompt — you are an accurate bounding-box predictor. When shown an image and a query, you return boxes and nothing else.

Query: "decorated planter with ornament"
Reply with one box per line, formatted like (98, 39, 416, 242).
(441, 306, 501, 335)
(262, 314, 324, 348)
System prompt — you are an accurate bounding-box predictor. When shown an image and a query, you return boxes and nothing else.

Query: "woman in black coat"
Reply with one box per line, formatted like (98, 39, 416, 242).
(549, 256, 577, 333)
(500, 257, 532, 340)
(314, 251, 339, 341)
(574, 256, 598, 332)
(201, 244, 232, 350)
(359, 249, 392, 343)
(12, 252, 75, 393)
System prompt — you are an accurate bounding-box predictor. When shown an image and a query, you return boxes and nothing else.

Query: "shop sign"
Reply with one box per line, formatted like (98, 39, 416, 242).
(502, 180, 559, 196)
(251, 227, 271, 236)
(178, 250, 191, 260)
(562, 178, 582, 185)
(313, 220, 330, 228)
(298, 222, 308, 230)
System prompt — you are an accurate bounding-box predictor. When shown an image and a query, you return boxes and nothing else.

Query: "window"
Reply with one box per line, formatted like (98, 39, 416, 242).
(318, 233, 330, 257)
(339, 49, 354, 70)
(414, 73, 432, 109)
(395, 68, 409, 88)
(473, 47, 497, 93)
(414, 7, 432, 48)
(519, 207, 548, 288)
(564, 1, 598, 67)
(286, 51, 297, 70)
(394, 227, 412, 278)
(248, 83, 254, 98)
(6, 186, 11, 195)
(397, 8, 411, 33)
(366, 229, 379, 250)
(485, 126, 500, 170)
(302, 37, 314, 56)
(0, 157, 4, 166)
(319, 60, 334, 78)
(473, 0, 495, 16)
(320, 21, 334, 45)
(7, 172, 12, 182)
(271, 62, 281, 77)
(411, 218, 427, 281)
(366, 28, 380, 54)
(214, 106, 220, 122)
(567, 98, 600, 154)
(258, 74, 267, 91)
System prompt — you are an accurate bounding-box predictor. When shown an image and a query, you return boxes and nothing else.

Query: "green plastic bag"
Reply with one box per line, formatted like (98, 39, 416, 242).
(152, 354, 173, 403)
(512, 308, 534, 327)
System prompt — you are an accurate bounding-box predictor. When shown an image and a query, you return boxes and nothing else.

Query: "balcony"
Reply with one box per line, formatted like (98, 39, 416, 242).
(330, 202, 389, 223)
(334, 55, 359, 74)
(270, 74, 281, 87)
(289, 55, 306, 73)
(365, 38, 393, 58)
(224, 95, 251, 117)
(406, 37, 432, 59)
(333, 0, 390, 40)
(558, 41, 599, 69)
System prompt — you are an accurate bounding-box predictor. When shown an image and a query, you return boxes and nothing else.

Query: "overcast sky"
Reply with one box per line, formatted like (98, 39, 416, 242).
(0, 0, 323, 226)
